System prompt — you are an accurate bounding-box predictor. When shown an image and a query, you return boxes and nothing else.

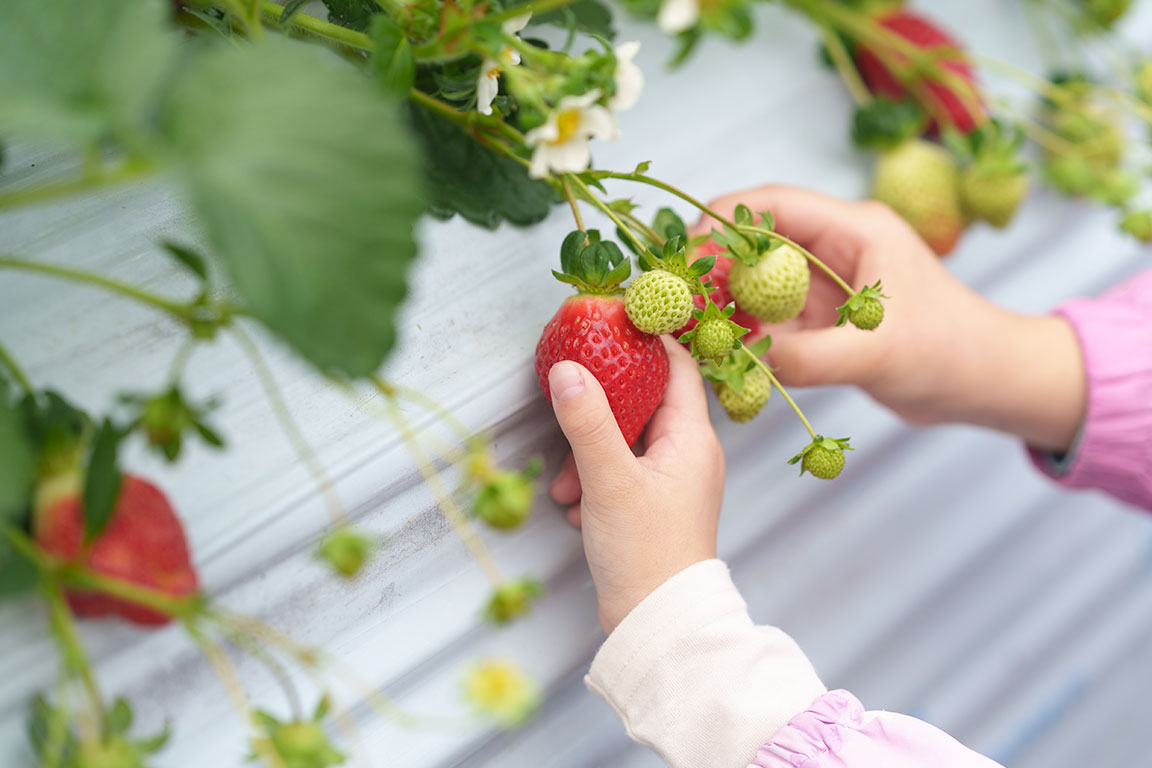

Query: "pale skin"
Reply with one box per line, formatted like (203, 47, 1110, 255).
(549, 185, 1088, 635)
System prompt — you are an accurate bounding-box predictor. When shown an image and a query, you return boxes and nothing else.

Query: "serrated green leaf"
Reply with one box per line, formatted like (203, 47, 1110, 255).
(163, 39, 423, 378)
(0, 0, 176, 144)
(106, 699, 133, 736)
(533, 0, 616, 40)
(560, 230, 586, 274)
(279, 0, 311, 26)
(83, 418, 122, 541)
(321, 0, 378, 31)
(161, 241, 208, 281)
(652, 207, 687, 241)
(369, 15, 416, 99)
(409, 104, 557, 228)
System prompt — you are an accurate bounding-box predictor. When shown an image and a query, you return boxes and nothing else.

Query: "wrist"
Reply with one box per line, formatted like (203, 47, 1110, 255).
(597, 550, 716, 635)
(960, 309, 1086, 453)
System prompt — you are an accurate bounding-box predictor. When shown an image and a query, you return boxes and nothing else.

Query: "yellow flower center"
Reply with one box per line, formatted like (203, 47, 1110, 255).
(553, 109, 582, 145)
(486, 66, 502, 82)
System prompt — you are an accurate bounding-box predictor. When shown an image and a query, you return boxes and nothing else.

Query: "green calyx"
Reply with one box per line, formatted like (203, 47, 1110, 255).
(119, 386, 224, 463)
(835, 281, 889, 331)
(788, 436, 853, 480)
(637, 235, 713, 294)
(252, 698, 344, 768)
(680, 298, 750, 362)
(552, 230, 631, 296)
(852, 98, 928, 151)
(702, 337, 773, 424)
(709, 204, 776, 267)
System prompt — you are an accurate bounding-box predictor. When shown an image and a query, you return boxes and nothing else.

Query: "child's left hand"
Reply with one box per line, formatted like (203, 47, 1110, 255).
(547, 337, 724, 634)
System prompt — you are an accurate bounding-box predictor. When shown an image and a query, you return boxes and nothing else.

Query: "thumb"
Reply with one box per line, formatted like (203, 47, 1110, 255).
(768, 328, 877, 388)
(548, 361, 637, 491)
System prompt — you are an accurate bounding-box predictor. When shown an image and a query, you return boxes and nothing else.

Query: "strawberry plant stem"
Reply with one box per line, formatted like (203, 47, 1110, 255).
(383, 379, 477, 444)
(0, 339, 33, 393)
(598, 172, 752, 243)
(618, 209, 663, 245)
(738, 226, 855, 297)
(259, 1, 372, 50)
(560, 175, 586, 231)
(231, 325, 347, 525)
(820, 25, 872, 107)
(567, 174, 648, 253)
(0, 255, 197, 322)
(378, 384, 505, 586)
(59, 565, 200, 620)
(488, 0, 580, 24)
(43, 583, 105, 737)
(0, 159, 152, 210)
(741, 348, 817, 439)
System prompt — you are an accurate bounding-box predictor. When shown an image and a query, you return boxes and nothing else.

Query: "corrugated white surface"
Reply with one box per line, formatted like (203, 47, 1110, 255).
(2, 2, 1151, 766)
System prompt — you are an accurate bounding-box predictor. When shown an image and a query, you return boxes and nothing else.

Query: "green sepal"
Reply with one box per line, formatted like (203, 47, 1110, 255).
(679, 298, 750, 363)
(652, 207, 687, 241)
(788, 435, 854, 468)
(82, 418, 124, 542)
(553, 231, 630, 294)
(852, 98, 927, 150)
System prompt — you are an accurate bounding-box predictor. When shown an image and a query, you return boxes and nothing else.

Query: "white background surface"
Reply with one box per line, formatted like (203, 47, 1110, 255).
(2, 1, 1151, 766)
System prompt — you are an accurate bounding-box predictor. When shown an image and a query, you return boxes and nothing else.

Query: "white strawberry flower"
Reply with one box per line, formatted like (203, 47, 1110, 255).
(610, 41, 644, 112)
(477, 13, 532, 116)
(658, 0, 699, 34)
(524, 89, 620, 178)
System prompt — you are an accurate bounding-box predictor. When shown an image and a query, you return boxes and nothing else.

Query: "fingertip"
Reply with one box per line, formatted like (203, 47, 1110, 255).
(549, 453, 582, 504)
(566, 504, 582, 528)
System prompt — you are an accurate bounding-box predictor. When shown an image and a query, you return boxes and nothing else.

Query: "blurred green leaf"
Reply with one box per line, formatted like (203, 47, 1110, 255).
(0, 0, 176, 143)
(163, 39, 424, 377)
(321, 0, 378, 31)
(161, 241, 209, 281)
(0, 379, 33, 525)
(83, 418, 122, 541)
(370, 15, 416, 99)
(532, 0, 616, 40)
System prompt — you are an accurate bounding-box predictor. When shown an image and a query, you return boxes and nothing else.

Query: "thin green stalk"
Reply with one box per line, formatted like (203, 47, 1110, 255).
(260, 1, 373, 49)
(618, 209, 663, 246)
(0, 256, 195, 321)
(560, 174, 585, 231)
(0, 159, 153, 210)
(739, 226, 854, 297)
(379, 378, 477, 444)
(59, 565, 200, 620)
(742, 348, 817, 439)
(230, 325, 347, 524)
(0, 339, 33, 392)
(43, 584, 104, 735)
(820, 25, 872, 106)
(566, 174, 648, 252)
(598, 172, 748, 240)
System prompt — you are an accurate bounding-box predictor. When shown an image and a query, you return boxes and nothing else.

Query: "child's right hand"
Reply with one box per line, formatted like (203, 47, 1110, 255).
(693, 186, 1087, 454)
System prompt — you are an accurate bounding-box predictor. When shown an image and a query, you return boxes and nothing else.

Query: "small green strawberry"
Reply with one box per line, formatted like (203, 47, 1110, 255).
(836, 281, 889, 332)
(316, 527, 376, 578)
(872, 139, 966, 255)
(472, 459, 542, 530)
(252, 699, 344, 768)
(484, 578, 545, 626)
(959, 167, 1029, 228)
(728, 243, 810, 323)
(713, 370, 771, 423)
(678, 299, 749, 362)
(624, 269, 695, 335)
(788, 436, 853, 480)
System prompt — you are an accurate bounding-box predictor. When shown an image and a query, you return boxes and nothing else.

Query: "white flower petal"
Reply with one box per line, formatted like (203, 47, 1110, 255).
(476, 58, 501, 115)
(524, 117, 560, 147)
(658, 0, 699, 34)
(502, 12, 532, 34)
(610, 41, 644, 112)
(556, 89, 604, 113)
(542, 139, 593, 174)
(579, 106, 620, 141)
(504, 47, 522, 67)
(529, 145, 552, 178)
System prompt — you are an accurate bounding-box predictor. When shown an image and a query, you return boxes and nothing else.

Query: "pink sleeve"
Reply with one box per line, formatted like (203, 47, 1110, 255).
(753, 691, 1003, 768)
(1030, 270, 1152, 511)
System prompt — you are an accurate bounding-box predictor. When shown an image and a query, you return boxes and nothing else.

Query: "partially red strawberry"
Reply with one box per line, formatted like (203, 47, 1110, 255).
(854, 9, 985, 134)
(34, 473, 198, 626)
(678, 240, 761, 341)
(536, 232, 669, 447)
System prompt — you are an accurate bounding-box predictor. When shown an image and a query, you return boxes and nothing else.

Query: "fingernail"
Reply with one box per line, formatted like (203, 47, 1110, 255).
(549, 361, 585, 403)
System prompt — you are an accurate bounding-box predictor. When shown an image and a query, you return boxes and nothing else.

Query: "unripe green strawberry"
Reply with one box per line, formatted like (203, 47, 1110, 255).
(802, 444, 845, 479)
(624, 270, 694, 335)
(849, 297, 885, 331)
(484, 578, 544, 626)
(1051, 105, 1124, 169)
(316, 527, 375, 578)
(959, 167, 1029, 228)
(728, 244, 810, 323)
(872, 140, 966, 255)
(693, 316, 736, 361)
(789, 436, 853, 480)
(713, 368, 771, 423)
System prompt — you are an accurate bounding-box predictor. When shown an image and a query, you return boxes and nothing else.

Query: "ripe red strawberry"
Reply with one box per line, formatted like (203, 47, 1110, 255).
(854, 9, 985, 134)
(679, 240, 761, 341)
(536, 234, 669, 447)
(34, 474, 198, 626)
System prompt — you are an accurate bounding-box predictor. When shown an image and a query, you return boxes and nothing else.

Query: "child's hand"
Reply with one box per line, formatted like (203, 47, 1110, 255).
(548, 337, 723, 635)
(693, 185, 1086, 454)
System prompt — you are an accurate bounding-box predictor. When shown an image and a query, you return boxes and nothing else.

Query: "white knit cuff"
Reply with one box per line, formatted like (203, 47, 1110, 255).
(585, 559, 826, 768)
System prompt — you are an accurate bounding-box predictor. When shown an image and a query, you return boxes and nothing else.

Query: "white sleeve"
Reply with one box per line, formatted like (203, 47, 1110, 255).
(585, 559, 827, 768)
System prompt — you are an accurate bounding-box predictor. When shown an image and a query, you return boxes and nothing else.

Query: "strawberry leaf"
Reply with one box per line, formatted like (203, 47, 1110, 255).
(83, 418, 123, 541)
(0, 379, 33, 527)
(160, 241, 209, 282)
(163, 38, 424, 378)
(531, 0, 616, 40)
(369, 14, 416, 99)
(652, 208, 687, 241)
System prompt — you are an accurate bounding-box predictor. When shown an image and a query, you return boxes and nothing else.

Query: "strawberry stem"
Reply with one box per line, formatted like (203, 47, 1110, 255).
(819, 24, 872, 107)
(0, 339, 33, 393)
(738, 226, 856, 297)
(58, 565, 202, 620)
(597, 172, 756, 247)
(259, 1, 372, 49)
(741, 347, 818, 440)
(0, 158, 153, 210)
(43, 581, 105, 737)
(560, 174, 586, 232)
(231, 325, 348, 526)
(567, 173, 648, 253)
